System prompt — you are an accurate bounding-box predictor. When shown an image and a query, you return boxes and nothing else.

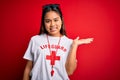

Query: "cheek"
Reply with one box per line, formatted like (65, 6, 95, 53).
(45, 26, 49, 31)
(44, 26, 49, 31)
(45, 23, 50, 29)
(59, 23, 62, 29)
(57, 21, 62, 27)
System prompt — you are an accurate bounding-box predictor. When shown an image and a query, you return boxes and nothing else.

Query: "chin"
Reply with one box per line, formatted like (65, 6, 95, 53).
(49, 32, 60, 36)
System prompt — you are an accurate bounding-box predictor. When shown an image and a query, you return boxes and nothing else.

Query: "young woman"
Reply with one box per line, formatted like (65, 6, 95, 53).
(23, 4, 93, 80)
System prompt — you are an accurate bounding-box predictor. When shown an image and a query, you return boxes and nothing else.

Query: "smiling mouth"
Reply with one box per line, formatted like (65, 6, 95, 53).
(50, 27, 57, 32)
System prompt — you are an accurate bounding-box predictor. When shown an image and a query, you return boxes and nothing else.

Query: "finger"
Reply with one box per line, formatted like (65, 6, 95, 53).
(90, 38, 94, 41)
(87, 38, 94, 41)
(76, 36, 80, 40)
(88, 38, 94, 43)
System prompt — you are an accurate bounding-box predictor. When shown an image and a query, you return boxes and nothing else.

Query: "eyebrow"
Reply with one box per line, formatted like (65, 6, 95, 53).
(44, 17, 60, 20)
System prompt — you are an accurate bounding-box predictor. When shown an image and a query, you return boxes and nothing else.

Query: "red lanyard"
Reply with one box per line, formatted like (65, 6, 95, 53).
(46, 34, 61, 76)
(46, 34, 61, 54)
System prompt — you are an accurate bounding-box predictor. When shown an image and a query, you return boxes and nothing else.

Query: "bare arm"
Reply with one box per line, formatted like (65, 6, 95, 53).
(65, 37, 94, 75)
(23, 60, 33, 80)
(65, 43, 78, 75)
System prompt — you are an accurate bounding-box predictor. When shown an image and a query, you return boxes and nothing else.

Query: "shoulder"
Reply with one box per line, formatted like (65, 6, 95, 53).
(62, 35, 73, 43)
(30, 34, 46, 43)
(31, 34, 45, 40)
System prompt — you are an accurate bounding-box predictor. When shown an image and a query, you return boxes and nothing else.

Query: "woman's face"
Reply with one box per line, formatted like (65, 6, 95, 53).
(44, 11, 62, 37)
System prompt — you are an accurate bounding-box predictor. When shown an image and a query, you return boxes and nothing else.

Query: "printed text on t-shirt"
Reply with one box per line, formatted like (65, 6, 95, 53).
(40, 44, 67, 52)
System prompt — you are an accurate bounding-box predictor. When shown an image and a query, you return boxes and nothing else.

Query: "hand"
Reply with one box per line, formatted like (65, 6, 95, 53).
(73, 37, 94, 46)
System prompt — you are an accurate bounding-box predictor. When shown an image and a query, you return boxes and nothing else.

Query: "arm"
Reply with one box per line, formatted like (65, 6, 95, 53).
(23, 60, 33, 80)
(65, 42, 78, 75)
(65, 37, 93, 75)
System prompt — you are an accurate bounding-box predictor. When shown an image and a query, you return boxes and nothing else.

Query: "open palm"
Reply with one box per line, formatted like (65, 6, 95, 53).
(73, 37, 94, 46)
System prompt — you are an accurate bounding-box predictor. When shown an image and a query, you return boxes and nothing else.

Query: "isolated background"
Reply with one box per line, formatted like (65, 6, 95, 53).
(0, 0, 120, 80)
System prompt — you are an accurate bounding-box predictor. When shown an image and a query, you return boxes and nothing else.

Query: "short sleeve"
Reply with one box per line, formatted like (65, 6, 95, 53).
(64, 38, 73, 62)
(23, 38, 34, 61)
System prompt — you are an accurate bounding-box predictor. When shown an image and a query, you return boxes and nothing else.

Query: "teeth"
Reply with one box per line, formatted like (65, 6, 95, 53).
(50, 27, 57, 31)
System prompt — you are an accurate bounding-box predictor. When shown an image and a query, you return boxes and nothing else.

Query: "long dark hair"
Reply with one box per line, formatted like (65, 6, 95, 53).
(39, 4, 67, 36)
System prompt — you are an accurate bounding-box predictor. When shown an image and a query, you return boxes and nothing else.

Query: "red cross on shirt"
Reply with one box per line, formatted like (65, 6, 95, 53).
(46, 51, 60, 66)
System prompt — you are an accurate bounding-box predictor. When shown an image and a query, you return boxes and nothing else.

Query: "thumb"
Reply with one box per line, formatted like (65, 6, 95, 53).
(76, 36, 80, 40)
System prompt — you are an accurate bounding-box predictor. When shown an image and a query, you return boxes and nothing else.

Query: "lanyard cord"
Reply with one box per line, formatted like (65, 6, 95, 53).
(46, 34, 61, 54)
(46, 34, 61, 77)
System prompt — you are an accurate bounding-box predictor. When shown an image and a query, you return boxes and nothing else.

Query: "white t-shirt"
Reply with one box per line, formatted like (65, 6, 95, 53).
(23, 34, 73, 80)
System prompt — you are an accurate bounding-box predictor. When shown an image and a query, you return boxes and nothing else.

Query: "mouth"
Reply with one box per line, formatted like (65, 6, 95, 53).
(50, 27, 57, 32)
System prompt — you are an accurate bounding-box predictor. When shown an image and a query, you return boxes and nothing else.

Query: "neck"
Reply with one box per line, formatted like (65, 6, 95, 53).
(47, 33, 62, 37)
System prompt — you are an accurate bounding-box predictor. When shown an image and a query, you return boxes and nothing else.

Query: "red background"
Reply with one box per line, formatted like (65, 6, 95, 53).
(0, 0, 120, 80)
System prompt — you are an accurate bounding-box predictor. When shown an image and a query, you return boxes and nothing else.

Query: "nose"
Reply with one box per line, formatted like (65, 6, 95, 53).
(50, 20, 55, 27)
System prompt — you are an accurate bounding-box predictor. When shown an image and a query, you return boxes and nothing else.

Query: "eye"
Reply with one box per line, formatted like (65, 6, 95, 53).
(45, 19, 50, 23)
(54, 19, 58, 22)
